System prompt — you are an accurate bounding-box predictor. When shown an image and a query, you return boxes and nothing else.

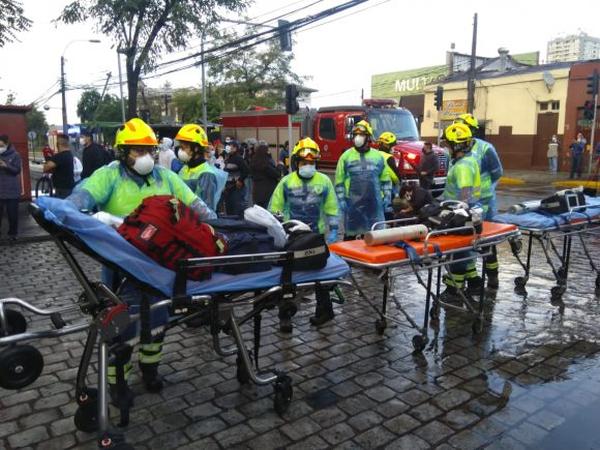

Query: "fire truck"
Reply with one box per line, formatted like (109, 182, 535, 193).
(221, 99, 448, 196)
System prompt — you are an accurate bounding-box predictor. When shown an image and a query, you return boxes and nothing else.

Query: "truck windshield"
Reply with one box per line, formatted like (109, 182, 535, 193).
(367, 109, 420, 141)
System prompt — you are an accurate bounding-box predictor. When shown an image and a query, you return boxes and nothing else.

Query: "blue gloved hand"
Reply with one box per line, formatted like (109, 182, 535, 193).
(326, 228, 338, 244)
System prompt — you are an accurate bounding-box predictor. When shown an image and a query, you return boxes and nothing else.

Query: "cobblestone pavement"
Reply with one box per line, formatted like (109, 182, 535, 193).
(3, 229, 600, 450)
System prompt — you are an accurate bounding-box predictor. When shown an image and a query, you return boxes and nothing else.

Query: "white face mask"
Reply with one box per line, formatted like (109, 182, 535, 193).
(178, 150, 191, 162)
(209, 150, 215, 158)
(132, 154, 154, 175)
(298, 164, 316, 179)
(353, 135, 366, 148)
(224, 145, 231, 154)
(0, 146, 7, 154)
(79, 138, 86, 146)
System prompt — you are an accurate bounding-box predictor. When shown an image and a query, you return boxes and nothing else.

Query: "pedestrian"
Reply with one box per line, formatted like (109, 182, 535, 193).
(43, 134, 74, 199)
(175, 124, 220, 211)
(42, 142, 54, 162)
(569, 134, 585, 179)
(454, 113, 503, 290)
(250, 143, 280, 208)
(214, 143, 225, 170)
(223, 140, 249, 217)
(157, 137, 176, 170)
(416, 141, 439, 190)
(547, 135, 559, 173)
(335, 120, 392, 239)
(269, 138, 339, 328)
(0, 134, 22, 240)
(440, 123, 481, 301)
(277, 141, 290, 176)
(67, 118, 216, 408)
(80, 130, 112, 179)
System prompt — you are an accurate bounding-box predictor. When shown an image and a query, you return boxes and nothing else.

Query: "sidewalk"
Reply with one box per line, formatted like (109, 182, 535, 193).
(0, 201, 51, 245)
(502, 169, 571, 187)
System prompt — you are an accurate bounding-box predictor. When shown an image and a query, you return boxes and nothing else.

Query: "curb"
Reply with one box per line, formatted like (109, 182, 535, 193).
(0, 234, 52, 246)
(498, 176, 525, 186)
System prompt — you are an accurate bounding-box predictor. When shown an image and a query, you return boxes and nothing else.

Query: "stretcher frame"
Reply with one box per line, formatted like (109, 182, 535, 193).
(508, 204, 600, 300)
(0, 203, 350, 450)
(333, 219, 520, 353)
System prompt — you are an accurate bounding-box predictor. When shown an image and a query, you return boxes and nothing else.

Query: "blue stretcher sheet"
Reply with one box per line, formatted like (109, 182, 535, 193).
(493, 196, 600, 230)
(35, 197, 350, 297)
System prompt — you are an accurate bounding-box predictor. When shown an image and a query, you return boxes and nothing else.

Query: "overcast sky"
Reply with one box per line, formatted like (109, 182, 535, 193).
(1, 0, 598, 126)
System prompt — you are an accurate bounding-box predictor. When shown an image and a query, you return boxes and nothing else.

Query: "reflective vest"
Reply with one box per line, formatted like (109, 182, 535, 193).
(443, 154, 481, 207)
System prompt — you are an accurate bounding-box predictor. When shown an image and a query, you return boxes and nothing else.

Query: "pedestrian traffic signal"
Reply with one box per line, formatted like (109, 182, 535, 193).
(278, 20, 292, 52)
(434, 86, 444, 111)
(285, 84, 299, 115)
(583, 100, 595, 120)
(587, 70, 599, 96)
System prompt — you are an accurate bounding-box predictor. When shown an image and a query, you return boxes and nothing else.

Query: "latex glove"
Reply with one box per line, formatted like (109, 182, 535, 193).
(326, 228, 338, 244)
(283, 219, 311, 233)
(92, 211, 124, 228)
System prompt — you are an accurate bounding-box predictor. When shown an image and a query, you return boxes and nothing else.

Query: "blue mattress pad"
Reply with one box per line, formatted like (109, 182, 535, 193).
(34, 197, 350, 297)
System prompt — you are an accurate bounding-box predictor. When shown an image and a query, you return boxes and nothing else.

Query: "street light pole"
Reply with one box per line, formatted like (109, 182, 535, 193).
(60, 39, 101, 135)
(117, 48, 126, 122)
(201, 35, 208, 130)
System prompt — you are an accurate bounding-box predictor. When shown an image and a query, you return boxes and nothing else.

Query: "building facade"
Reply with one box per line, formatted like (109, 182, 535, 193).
(0, 105, 32, 201)
(547, 32, 600, 63)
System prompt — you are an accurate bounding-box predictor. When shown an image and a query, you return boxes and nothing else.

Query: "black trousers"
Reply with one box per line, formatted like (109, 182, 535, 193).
(0, 198, 19, 236)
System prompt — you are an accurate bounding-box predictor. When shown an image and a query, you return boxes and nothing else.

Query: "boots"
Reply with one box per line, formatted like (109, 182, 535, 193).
(109, 382, 134, 408)
(139, 362, 163, 393)
(466, 276, 484, 296)
(487, 271, 499, 289)
(310, 290, 334, 327)
(439, 286, 461, 303)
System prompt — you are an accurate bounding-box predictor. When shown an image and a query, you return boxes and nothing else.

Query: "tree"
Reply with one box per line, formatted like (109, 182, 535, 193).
(58, 0, 248, 119)
(77, 88, 124, 123)
(0, 0, 32, 47)
(25, 106, 49, 137)
(172, 87, 220, 123)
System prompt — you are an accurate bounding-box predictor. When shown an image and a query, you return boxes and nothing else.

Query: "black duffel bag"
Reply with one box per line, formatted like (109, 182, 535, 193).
(282, 230, 329, 271)
(540, 189, 586, 214)
(206, 218, 275, 274)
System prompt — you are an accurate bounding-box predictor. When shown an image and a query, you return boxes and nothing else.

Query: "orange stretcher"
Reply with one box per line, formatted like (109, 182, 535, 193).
(330, 221, 520, 352)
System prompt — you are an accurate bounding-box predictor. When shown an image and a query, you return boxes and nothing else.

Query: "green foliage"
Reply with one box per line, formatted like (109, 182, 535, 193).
(25, 106, 49, 136)
(57, 0, 249, 118)
(0, 0, 32, 47)
(77, 88, 124, 123)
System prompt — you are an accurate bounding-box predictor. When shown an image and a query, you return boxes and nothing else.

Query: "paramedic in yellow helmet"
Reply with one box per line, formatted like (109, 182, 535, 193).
(454, 113, 503, 290)
(269, 137, 339, 328)
(66, 118, 217, 409)
(175, 123, 221, 211)
(335, 120, 392, 239)
(440, 122, 481, 302)
(377, 131, 403, 220)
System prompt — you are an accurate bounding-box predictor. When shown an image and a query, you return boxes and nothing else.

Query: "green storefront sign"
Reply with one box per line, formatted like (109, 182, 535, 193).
(371, 65, 448, 99)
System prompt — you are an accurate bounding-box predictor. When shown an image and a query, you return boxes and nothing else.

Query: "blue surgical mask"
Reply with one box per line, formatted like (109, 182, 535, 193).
(299, 164, 316, 179)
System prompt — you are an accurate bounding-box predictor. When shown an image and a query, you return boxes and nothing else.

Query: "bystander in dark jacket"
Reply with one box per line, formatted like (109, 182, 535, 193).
(417, 142, 439, 190)
(0, 134, 22, 239)
(250, 144, 280, 208)
(44, 134, 74, 198)
(81, 131, 112, 179)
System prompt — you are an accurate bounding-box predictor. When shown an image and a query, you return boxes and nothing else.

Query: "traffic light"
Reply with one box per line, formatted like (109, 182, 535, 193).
(278, 20, 292, 52)
(587, 70, 599, 96)
(434, 85, 444, 111)
(285, 84, 299, 115)
(583, 100, 595, 120)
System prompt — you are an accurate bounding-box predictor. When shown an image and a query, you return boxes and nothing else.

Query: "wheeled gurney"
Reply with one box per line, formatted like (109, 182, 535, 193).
(329, 220, 520, 352)
(0, 197, 349, 450)
(494, 196, 600, 301)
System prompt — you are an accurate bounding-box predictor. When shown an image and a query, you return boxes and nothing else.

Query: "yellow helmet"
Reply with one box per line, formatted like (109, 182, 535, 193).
(175, 124, 209, 147)
(292, 137, 320, 160)
(454, 113, 479, 130)
(378, 131, 397, 146)
(352, 120, 373, 136)
(444, 123, 472, 144)
(114, 118, 158, 147)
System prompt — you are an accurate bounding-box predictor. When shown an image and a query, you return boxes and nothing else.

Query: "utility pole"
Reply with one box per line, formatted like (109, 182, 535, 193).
(201, 34, 208, 130)
(467, 13, 478, 114)
(589, 92, 598, 175)
(117, 49, 126, 122)
(61, 56, 68, 135)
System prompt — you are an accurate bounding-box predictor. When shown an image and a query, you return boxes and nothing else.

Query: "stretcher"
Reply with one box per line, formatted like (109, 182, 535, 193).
(493, 196, 600, 301)
(330, 220, 520, 352)
(0, 197, 349, 450)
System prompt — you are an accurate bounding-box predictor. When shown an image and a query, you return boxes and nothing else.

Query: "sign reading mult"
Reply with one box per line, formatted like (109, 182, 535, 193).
(285, 84, 300, 115)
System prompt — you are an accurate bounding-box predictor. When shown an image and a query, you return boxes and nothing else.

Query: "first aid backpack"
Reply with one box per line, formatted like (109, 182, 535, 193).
(420, 202, 483, 235)
(117, 195, 227, 281)
(283, 230, 330, 271)
(540, 189, 586, 214)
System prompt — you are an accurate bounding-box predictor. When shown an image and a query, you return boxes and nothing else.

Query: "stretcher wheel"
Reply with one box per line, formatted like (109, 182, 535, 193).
(2, 309, 27, 336)
(514, 276, 527, 288)
(375, 319, 387, 335)
(273, 375, 293, 415)
(0, 345, 43, 390)
(412, 335, 427, 353)
(74, 402, 98, 433)
(472, 318, 483, 334)
(236, 352, 252, 385)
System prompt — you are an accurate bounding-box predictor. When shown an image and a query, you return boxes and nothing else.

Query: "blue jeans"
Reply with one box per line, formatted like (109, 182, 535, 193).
(570, 154, 582, 178)
(548, 157, 557, 173)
